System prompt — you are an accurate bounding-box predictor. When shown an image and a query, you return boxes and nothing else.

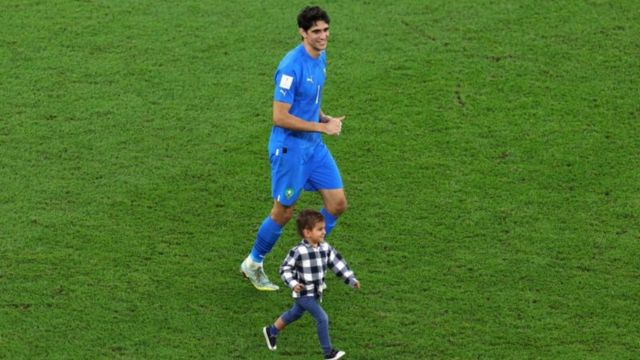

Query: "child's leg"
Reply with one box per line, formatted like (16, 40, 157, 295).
(274, 317, 287, 331)
(297, 296, 332, 356)
(270, 301, 305, 336)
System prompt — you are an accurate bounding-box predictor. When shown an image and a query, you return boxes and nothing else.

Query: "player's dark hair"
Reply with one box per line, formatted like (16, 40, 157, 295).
(296, 209, 325, 238)
(297, 6, 330, 31)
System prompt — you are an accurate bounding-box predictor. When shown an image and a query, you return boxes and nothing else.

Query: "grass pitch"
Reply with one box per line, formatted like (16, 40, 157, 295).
(1, 1, 638, 359)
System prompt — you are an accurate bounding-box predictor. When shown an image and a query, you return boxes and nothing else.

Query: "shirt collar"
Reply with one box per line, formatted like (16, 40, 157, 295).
(298, 43, 323, 62)
(301, 238, 322, 248)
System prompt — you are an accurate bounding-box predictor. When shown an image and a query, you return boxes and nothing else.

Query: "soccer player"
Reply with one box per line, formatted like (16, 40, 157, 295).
(262, 210, 359, 360)
(240, 6, 348, 291)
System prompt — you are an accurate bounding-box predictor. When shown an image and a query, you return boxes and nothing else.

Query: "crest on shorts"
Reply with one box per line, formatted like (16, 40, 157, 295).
(285, 188, 294, 200)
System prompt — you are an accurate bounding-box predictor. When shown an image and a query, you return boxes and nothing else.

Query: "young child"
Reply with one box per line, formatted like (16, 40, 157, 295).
(263, 210, 360, 360)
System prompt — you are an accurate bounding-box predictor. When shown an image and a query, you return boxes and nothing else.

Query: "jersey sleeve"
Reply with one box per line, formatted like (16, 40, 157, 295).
(273, 64, 297, 104)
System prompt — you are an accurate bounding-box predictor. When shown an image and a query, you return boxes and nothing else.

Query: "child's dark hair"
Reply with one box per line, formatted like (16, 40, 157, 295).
(296, 209, 325, 238)
(297, 6, 330, 31)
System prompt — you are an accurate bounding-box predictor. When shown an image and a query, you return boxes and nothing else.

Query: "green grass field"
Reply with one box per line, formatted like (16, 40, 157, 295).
(1, 1, 639, 359)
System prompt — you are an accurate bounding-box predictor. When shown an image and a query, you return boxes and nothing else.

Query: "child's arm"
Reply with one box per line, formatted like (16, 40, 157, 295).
(327, 246, 359, 289)
(279, 248, 301, 290)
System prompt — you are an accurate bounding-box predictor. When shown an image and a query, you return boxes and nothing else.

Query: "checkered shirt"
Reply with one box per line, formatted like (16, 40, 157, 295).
(280, 239, 357, 298)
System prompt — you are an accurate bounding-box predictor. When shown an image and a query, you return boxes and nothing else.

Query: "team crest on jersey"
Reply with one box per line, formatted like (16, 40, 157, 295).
(285, 188, 294, 200)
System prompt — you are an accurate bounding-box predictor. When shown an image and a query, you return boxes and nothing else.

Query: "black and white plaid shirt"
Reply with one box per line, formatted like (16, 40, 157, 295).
(280, 239, 358, 298)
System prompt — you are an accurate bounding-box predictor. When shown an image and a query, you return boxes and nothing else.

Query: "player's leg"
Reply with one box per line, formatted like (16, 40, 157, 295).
(242, 147, 304, 291)
(318, 189, 347, 237)
(241, 201, 295, 291)
(305, 144, 346, 237)
(249, 201, 294, 263)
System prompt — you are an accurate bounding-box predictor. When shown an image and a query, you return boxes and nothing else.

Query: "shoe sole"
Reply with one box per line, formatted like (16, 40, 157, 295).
(327, 350, 346, 360)
(263, 327, 276, 351)
(240, 269, 279, 291)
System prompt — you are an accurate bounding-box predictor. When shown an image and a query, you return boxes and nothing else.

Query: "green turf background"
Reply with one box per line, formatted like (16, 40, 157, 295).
(1, 1, 638, 358)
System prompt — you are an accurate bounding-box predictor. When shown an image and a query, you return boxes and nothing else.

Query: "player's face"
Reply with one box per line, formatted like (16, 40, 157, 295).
(304, 221, 326, 245)
(300, 20, 330, 53)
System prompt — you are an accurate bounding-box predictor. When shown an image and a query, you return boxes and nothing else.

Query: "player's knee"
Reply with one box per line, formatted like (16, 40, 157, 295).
(271, 203, 295, 225)
(282, 209, 294, 223)
(332, 198, 347, 215)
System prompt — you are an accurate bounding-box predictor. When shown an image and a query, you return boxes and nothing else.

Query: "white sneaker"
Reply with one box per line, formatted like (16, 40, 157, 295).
(325, 349, 345, 360)
(263, 326, 277, 351)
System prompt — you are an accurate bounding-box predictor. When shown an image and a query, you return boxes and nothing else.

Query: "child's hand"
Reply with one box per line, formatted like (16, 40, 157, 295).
(293, 284, 304, 292)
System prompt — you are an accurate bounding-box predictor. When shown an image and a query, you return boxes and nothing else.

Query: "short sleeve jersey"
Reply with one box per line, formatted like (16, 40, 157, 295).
(269, 44, 327, 151)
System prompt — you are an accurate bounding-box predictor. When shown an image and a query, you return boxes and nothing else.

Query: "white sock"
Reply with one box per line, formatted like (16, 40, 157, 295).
(244, 257, 262, 270)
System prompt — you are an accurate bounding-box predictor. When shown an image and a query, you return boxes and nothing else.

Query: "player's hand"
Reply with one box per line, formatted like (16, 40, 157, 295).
(293, 284, 304, 292)
(320, 114, 345, 123)
(322, 116, 344, 136)
(352, 280, 360, 289)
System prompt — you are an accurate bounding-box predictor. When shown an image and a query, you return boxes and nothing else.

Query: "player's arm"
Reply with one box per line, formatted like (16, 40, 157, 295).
(319, 110, 345, 124)
(274, 101, 342, 135)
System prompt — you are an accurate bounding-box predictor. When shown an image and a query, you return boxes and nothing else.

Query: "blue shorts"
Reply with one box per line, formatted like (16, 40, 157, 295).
(270, 142, 343, 206)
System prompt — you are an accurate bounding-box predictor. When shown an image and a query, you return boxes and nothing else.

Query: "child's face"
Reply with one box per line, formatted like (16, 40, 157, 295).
(303, 221, 326, 245)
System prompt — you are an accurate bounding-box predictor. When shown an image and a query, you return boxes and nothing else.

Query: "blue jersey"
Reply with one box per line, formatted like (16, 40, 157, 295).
(270, 44, 327, 152)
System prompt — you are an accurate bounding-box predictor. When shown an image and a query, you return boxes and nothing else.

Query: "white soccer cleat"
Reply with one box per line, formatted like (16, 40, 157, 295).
(240, 259, 279, 291)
